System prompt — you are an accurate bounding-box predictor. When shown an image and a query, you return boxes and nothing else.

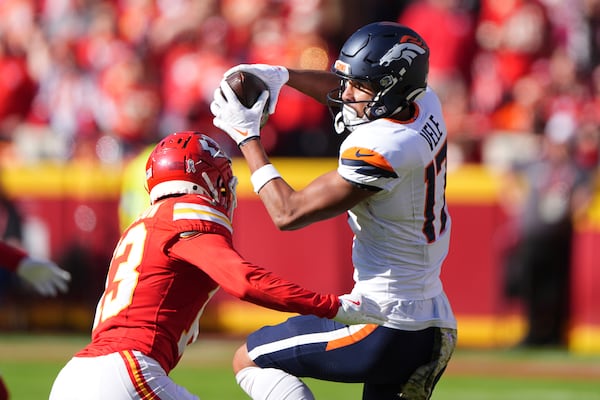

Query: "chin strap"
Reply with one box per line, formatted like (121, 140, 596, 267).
(334, 111, 346, 134)
(335, 105, 370, 134)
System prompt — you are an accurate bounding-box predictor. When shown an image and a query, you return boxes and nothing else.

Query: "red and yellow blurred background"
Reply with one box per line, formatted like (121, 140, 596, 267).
(0, 0, 599, 355)
(1, 159, 599, 354)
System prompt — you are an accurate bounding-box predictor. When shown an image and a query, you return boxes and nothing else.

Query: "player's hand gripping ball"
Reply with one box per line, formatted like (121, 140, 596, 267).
(224, 71, 270, 128)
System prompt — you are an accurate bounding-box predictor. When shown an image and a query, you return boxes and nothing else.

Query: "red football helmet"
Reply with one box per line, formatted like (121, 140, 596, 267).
(145, 131, 237, 218)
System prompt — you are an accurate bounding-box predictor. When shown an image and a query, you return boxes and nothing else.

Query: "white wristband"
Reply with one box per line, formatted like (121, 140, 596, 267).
(250, 164, 281, 193)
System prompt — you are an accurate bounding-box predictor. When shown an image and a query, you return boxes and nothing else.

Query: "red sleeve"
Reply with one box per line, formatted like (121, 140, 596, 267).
(169, 233, 340, 319)
(0, 241, 27, 272)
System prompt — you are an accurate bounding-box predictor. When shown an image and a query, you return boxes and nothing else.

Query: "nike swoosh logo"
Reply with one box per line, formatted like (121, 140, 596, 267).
(348, 300, 361, 306)
(234, 128, 249, 137)
(355, 149, 373, 158)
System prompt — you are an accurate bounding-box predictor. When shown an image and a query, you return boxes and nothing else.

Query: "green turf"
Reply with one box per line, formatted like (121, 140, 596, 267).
(1, 334, 599, 399)
(434, 376, 600, 400)
(2, 362, 599, 400)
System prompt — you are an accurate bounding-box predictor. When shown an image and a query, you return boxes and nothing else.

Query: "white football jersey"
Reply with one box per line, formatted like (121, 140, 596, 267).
(338, 87, 456, 330)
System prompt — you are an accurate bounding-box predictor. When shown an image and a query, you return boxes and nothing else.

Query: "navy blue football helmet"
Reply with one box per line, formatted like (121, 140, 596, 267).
(327, 22, 430, 132)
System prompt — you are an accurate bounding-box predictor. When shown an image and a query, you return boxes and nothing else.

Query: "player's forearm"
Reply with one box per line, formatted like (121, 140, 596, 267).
(235, 275, 339, 319)
(238, 138, 271, 173)
(238, 139, 312, 230)
(172, 234, 339, 318)
(286, 69, 339, 104)
(0, 241, 27, 272)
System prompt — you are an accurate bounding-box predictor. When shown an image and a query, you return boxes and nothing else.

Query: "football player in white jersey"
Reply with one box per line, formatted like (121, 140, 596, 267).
(211, 21, 457, 400)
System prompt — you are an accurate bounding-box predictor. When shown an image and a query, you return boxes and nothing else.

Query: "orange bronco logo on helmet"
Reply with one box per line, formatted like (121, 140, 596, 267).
(379, 35, 427, 69)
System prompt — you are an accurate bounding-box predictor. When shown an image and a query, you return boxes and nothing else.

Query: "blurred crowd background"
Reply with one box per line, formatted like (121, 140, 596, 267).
(0, 0, 600, 344)
(0, 0, 597, 168)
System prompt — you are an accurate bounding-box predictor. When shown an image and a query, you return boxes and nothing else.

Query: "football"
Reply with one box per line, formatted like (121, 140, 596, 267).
(224, 71, 270, 127)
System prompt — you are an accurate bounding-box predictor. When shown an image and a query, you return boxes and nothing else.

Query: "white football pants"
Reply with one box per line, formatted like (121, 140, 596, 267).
(49, 350, 198, 400)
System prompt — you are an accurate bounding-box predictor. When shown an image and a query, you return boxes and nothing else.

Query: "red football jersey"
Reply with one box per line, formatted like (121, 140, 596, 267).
(76, 194, 338, 373)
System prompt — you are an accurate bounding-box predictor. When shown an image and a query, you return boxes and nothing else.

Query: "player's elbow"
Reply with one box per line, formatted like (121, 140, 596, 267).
(272, 215, 302, 231)
(272, 214, 314, 231)
(227, 284, 254, 301)
(265, 205, 303, 230)
(271, 206, 334, 231)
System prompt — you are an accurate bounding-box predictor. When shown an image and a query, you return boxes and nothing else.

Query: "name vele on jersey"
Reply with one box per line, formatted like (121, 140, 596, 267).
(419, 114, 444, 151)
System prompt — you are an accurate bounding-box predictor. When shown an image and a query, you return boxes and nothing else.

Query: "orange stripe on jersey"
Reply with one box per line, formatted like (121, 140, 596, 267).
(382, 101, 420, 124)
(120, 350, 160, 400)
(174, 206, 230, 226)
(173, 202, 232, 232)
(325, 324, 378, 351)
(341, 147, 394, 173)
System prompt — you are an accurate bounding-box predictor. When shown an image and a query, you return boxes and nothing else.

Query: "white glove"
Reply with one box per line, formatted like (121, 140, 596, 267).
(16, 256, 71, 297)
(333, 293, 389, 325)
(211, 81, 270, 146)
(224, 64, 289, 114)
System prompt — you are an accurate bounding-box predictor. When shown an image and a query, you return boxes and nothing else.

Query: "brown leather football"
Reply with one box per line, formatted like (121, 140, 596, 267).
(224, 71, 270, 126)
(225, 71, 268, 108)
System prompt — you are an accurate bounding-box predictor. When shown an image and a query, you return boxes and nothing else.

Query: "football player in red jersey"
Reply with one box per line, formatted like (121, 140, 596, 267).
(0, 241, 70, 400)
(0, 241, 71, 297)
(49, 131, 386, 400)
